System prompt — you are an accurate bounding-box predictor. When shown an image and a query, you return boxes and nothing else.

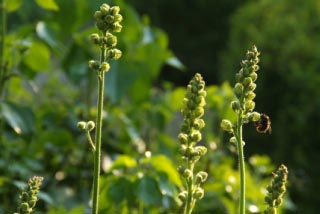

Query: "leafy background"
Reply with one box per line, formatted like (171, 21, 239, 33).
(0, 0, 318, 213)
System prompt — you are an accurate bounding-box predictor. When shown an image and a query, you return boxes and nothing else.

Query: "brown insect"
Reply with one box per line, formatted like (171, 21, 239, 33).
(254, 113, 272, 134)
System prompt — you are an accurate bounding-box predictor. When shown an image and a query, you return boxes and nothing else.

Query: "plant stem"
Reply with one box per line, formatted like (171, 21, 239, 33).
(185, 162, 194, 214)
(0, 0, 7, 96)
(92, 46, 106, 214)
(235, 113, 245, 214)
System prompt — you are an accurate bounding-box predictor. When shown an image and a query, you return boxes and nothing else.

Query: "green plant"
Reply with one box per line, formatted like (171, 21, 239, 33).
(221, 45, 261, 214)
(14, 176, 43, 214)
(177, 73, 208, 214)
(264, 164, 288, 214)
(77, 3, 123, 214)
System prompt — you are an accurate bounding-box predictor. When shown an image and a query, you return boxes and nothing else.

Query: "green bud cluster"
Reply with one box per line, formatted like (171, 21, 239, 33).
(88, 3, 123, 74)
(233, 45, 260, 116)
(15, 176, 43, 214)
(178, 73, 207, 213)
(77, 120, 95, 132)
(264, 164, 288, 214)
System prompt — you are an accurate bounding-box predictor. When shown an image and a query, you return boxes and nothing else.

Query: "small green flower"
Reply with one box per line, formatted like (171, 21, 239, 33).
(16, 176, 43, 214)
(178, 73, 207, 214)
(264, 164, 288, 214)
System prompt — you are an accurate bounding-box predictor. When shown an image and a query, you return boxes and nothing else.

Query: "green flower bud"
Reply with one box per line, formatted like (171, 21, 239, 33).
(247, 82, 256, 91)
(96, 19, 108, 31)
(178, 191, 187, 201)
(21, 192, 29, 201)
(114, 14, 123, 22)
(199, 90, 207, 97)
(104, 15, 115, 24)
(88, 60, 100, 70)
(245, 91, 256, 100)
(90, 33, 101, 45)
(231, 101, 241, 112)
(183, 169, 192, 178)
(191, 131, 202, 142)
(19, 202, 30, 212)
(193, 187, 204, 200)
(187, 99, 196, 110)
(100, 4, 110, 15)
(194, 107, 204, 118)
(229, 136, 237, 145)
(275, 198, 283, 207)
(249, 112, 260, 122)
(103, 33, 117, 47)
(194, 146, 207, 156)
(178, 133, 188, 144)
(101, 62, 110, 72)
(94, 11, 103, 19)
(179, 145, 187, 156)
(86, 121, 95, 131)
(177, 165, 186, 175)
(195, 96, 206, 107)
(244, 100, 255, 112)
(77, 121, 87, 130)
(112, 22, 123, 32)
(235, 71, 243, 82)
(108, 49, 122, 60)
(193, 119, 205, 130)
(185, 147, 194, 157)
(111, 6, 120, 15)
(29, 199, 37, 208)
(195, 171, 208, 184)
(243, 77, 252, 86)
(234, 83, 244, 98)
(250, 72, 258, 82)
(253, 64, 259, 72)
(221, 119, 233, 133)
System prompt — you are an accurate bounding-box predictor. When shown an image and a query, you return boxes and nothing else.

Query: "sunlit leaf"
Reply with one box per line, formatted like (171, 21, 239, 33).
(147, 155, 182, 186)
(4, 0, 23, 12)
(110, 155, 137, 171)
(23, 39, 50, 71)
(34, 0, 59, 11)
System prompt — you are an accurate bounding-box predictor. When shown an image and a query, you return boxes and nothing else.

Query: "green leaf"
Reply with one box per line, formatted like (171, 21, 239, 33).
(34, 0, 59, 11)
(4, 0, 23, 12)
(23, 39, 50, 71)
(135, 175, 162, 205)
(110, 155, 137, 171)
(108, 177, 133, 203)
(0, 102, 34, 135)
(147, 155, 182, 186)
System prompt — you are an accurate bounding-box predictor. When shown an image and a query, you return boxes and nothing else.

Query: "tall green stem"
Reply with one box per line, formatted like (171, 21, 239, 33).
(92, 46, 106, 214)
(235, 113, 245, 214)
(0, 0, 7, 96)
(185, 162, 194, 214)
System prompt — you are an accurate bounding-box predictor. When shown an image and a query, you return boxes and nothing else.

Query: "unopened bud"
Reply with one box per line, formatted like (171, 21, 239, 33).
(77, 121, 87, 130)
(221, 119, 233, 133)
(87, 121, 95, 131)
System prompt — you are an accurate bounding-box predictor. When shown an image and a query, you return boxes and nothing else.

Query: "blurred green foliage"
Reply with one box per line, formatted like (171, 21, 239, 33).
(0, 0, 297, 213)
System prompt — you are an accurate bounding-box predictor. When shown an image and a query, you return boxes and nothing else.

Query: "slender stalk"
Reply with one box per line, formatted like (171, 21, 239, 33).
(235, 113, 245, 214)
(0, 0, 7, 96)
(92, 46, 106, 214)
(185, 162, 194, 214)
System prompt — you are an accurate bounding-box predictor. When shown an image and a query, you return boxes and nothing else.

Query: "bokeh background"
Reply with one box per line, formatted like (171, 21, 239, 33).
(1, 0, 319, 213)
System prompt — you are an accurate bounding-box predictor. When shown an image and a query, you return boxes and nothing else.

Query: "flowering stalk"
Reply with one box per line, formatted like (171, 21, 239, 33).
(77, 4, 122, 214)
(14, 176, 43, 214)
(178, 73, 208, 214)
(264, 164, 288, 214)
(221, 46, 262, 214)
